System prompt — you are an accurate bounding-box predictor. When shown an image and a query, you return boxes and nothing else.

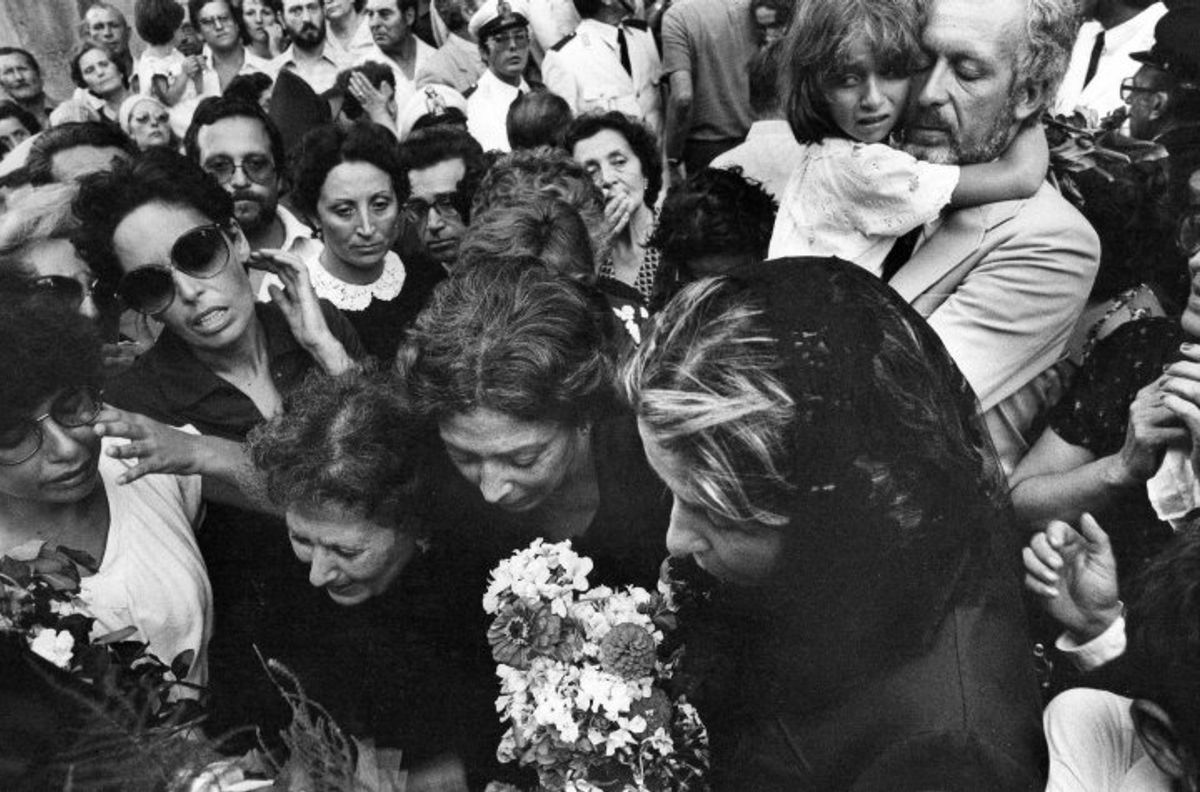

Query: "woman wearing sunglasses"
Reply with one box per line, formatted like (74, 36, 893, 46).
(0, 182, 150, 380)
(1012, 177, 1200, 586)
(72, 147, 364, 741)
(0, 291, 211, 692)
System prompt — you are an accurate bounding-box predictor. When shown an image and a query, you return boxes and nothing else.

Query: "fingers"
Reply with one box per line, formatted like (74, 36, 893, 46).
(1025, 530, 1064, 578)
(114, 460, 153, 486)
(1075, 512, 1111, 551)
(1023, 568, 1059, 599)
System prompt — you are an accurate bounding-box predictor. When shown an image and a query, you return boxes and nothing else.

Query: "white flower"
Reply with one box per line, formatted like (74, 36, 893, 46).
(28, 627, 74, 669)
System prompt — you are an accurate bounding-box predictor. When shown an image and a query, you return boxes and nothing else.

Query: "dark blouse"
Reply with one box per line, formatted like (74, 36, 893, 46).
(103, 300, 366, 747)
(1046, 316, 1182, 576)
(338, 258, 445, 363)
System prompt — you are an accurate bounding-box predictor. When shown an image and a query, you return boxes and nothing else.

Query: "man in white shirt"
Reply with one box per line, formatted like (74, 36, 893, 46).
(464, 0, 532, 152)
(325, 0, 377, 66)
(275, 0, 343, 95)
(185, 97, 320, 294)
(361, 0, 436, 112)
(710, 42, 800, 200)
(1052, 0, 1166, 123)
(416, 0, 486, 94)
(541, 0, 662, 136)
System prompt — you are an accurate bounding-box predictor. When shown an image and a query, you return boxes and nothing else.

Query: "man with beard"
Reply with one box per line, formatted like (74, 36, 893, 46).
(885, 0, 1101, 474)
(185, 97, 320, 294)
(189, 0, 275, 97)
(464, 0, 532, 152)
(361, 0, 435, 114)
(0, 48, 55, 129)
(276, 0, 342, 94)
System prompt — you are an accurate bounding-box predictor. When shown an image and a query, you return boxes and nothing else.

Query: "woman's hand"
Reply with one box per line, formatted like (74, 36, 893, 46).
(1023, 514, 1122, 643)
(253, 249, 354, 374)
(92, 407, 208, 485)
(348, 71, 394, 130)
(604, 187, 637, 238)
(1114, 378, 1188, 484)
(182, 54, 205, 78)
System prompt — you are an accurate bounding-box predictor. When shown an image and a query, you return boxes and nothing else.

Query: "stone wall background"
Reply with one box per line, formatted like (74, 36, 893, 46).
(0, 0, 143, 102)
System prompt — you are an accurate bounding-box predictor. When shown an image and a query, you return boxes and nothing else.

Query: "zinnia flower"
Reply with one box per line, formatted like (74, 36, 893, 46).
(599, 623, 656, 680)
(489, 603, 575, 669)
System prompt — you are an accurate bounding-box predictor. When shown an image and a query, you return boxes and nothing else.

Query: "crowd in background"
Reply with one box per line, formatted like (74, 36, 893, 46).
(2, 0, 1200, 789)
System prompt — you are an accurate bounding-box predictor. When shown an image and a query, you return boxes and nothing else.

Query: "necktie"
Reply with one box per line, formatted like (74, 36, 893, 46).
(1083, 29, 1105, 87)
(617, 27, 632, 76)
(882, 227, 922, 283)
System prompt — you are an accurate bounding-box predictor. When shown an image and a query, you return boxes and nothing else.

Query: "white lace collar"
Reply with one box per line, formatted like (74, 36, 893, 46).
(309, 251, 407, 311)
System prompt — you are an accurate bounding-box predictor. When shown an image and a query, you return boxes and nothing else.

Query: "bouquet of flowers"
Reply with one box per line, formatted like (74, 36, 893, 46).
(483, 539, 708, 792)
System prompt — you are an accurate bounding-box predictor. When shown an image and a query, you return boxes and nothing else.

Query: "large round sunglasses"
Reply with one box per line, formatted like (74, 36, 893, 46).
(116, 223, 233, 315)
(1179, 209, 1200, 258)
(28, 274, 103, 312)
(0, 386, 103, 466)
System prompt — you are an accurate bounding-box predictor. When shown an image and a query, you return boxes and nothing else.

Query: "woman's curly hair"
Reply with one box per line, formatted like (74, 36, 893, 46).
(398, 256, 616, 427)
(248, 370, 434, 531)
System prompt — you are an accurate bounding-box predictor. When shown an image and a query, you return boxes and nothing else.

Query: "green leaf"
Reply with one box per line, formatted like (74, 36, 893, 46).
(40, 571, 81, 593)
(171, 649, 196, 680)
(95, 625, 138, 645)
(56, 545, 101, 574)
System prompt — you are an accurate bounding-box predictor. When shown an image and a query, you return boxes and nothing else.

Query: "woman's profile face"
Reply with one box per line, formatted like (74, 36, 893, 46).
(128, 100, 172, 150)
(638, 420, 783, 585)
(572, 128, 648, 208)
(111, 201, 257, 354)
(0, 388, 102, 508)
(439, 406, 586, 514)
(286, 502, 418, 606)
(79, 48, 123, 98)
(315, 160, 400, 274)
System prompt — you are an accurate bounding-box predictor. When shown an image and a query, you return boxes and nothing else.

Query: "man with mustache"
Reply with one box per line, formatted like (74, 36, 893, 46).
(276, 0, 342, 94)
(886, 0, 1101, 475)
(185, 97, 321, 294)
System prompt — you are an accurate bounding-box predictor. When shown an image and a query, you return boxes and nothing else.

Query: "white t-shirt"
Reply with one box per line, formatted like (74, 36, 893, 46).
(135, 49, 199, 105)
(79, 438, 210, 688)
(768, 137, 960, 278)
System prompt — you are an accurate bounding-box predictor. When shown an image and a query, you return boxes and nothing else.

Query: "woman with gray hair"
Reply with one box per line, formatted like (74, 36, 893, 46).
(623, 258, 1046, 790)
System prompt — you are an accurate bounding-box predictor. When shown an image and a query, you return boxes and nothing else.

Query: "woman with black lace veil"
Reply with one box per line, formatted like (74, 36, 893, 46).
(621, 258, 1046, 791)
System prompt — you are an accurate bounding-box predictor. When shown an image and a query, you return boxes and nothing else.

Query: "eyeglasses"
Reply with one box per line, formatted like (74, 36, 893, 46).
(0, 386, 103, 466)
(199, 13, 233, 28)
(116, 224, 232, 315)
(403, 193, 461, 225)
(202, 154, 276, 185)
(1120, 78, 1160, 102)
(1179, 209, 1200, 257)
(28, 275, 102, 312)
(489, 29, 529, 48)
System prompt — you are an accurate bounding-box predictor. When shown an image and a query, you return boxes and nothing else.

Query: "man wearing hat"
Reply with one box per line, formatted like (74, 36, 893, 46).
(465, 0, 533, 152)
(1123, 3, 1200, 147)
(541, 0, 663, 136)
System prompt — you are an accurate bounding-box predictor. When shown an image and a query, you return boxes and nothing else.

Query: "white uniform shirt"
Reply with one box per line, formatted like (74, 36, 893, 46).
(542, 18, 662, 135)
(466, 68, 530, 152)
(1051, 3, 1165, 122)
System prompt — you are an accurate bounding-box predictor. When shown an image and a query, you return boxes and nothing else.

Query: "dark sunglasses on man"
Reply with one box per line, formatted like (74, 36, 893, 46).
(115, 223, 234, 315)
(27, 274, 103, 312)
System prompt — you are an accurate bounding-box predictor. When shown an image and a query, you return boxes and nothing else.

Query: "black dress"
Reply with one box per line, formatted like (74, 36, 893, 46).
(1045, 316, 1182, 578)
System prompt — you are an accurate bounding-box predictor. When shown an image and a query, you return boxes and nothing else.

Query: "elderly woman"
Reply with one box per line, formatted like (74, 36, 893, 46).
(400, 257, 668, 589)
(50, 42, 132, 127)
(118, 95, 176, 151)
(248, 370, 498, 788)
(622, 258, 1045, 791)
(71, 146, 362, 743)
(265, 121, 432, 361)
(0, 291, 210, 687)
(565, 112, 663, 303)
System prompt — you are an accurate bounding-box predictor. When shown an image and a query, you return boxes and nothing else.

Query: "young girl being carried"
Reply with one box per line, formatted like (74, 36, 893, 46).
(133, 0, 204, 106)
(767, 0, 1049, 278)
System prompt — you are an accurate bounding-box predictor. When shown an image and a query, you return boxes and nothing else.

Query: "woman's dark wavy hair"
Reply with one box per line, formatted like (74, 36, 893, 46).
(248, 370, 433, 530)
(68, 41, 130, 91)
(0, 287, 103, 423)
(398, 256, 615, 427)
(458, 198, 595, 281)
(72, 147, 234, 290)
(623, 258, 1004, 644)
(563, 111, 663, 207)
(289, 121, 404, 219)
(782, 0, 927, 144)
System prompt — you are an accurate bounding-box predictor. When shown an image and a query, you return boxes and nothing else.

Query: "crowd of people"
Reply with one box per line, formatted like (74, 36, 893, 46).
(1, 0, 1200, 789)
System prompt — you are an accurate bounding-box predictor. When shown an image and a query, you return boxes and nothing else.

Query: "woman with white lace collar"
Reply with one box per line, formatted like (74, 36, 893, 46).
(262, 121, 421, 363)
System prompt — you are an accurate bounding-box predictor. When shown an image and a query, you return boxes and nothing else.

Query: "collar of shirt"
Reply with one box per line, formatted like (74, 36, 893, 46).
(278, 204, 319, 254)
(326, 16, 377, 67)
(577, 18, 620, 49)
(477, 68, 528, 98)
(1101, 2, 1165, 52)
(114, 302, 314, 438)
